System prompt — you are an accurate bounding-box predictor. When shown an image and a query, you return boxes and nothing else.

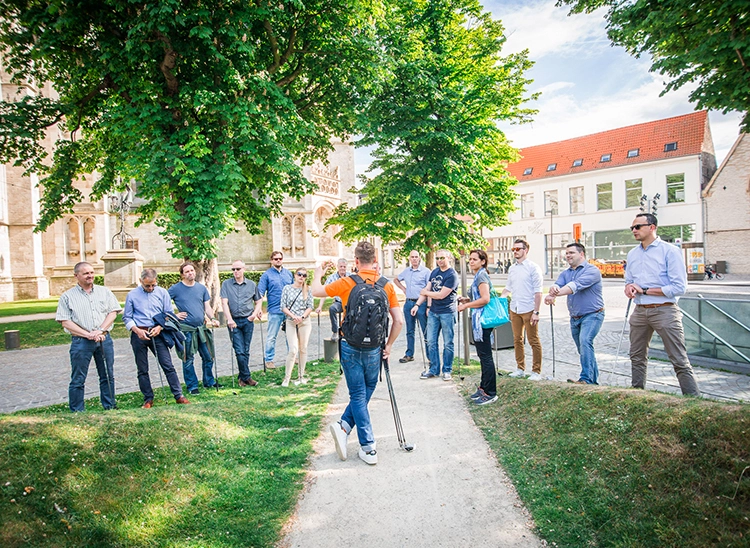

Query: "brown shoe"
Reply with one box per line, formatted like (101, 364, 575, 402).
(175, 396, 190, 404)
(142, 400, 153, 409)
(239, 377, 258, 387)
(567, 379, 586, 385)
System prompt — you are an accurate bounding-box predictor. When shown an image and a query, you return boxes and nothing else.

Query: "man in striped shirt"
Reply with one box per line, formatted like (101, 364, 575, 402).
(56, 262, 122, 412)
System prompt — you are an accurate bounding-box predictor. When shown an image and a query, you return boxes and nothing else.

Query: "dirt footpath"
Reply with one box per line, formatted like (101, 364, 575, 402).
(280, 358, 543, 547)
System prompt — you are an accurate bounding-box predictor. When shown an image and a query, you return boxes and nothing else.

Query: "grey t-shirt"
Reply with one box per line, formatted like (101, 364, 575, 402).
(220, 277, 261, 319)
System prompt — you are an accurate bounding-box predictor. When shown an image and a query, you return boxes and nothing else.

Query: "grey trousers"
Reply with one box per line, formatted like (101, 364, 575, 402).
(628, 304, 700, 396)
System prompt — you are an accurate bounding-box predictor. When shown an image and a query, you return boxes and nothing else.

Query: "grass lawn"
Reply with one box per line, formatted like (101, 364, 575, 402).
(459, 364, 749, 547)
(0, 361, 341, 547)
(0, 298, 60, 318)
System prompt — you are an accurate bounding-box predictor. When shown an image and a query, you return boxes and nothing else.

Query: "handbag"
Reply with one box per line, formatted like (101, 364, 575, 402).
(282, 288, 302, 332)
(481, 286, 509, 329)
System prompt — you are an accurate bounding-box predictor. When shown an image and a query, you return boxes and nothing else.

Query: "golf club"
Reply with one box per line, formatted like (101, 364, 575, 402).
(610, 298, 633, 385)
(148, 332, 169, 404)
(382, 357, 415, 452)
(550, 302, 556, 379)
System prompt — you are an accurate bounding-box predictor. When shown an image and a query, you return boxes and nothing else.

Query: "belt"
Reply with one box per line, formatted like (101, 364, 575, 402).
(406, 298, 418, 302)
(637, 302, 674, 309)
(136, 326, 154, 330)
(571, 308, 604, 320)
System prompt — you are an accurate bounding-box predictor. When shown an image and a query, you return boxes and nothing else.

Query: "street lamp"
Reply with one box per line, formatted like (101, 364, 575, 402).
(639, 193, 661, 215)
(546, 198, 558, 280)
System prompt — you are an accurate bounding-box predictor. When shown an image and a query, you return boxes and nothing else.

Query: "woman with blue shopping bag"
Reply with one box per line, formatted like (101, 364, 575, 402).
(458, 249, 509, 406)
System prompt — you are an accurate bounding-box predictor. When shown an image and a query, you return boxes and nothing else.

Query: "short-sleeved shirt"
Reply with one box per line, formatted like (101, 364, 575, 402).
(56, 284, 122, 333)
(258, 267, 294, 314)
(397, 264, 431, 300)
(281, 284, 315, 317)
(220, 277, 261, 319)
(427, 267, 459, 314)
(325, 271, 347, 303)
(168, 282, 210, 327)
(325, 268, 399, 314)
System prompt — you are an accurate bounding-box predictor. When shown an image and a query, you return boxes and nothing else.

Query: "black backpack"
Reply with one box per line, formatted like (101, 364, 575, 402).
(340, 274, 390, 348)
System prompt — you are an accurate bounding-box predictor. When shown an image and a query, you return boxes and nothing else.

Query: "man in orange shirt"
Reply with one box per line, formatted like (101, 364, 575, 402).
(312, 241, 404, 465)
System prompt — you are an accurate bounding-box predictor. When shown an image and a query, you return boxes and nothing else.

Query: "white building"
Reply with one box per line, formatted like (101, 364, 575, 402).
(485, 111, 717, 277)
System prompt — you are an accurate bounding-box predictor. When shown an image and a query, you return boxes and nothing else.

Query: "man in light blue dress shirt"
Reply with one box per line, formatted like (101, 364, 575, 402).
(545, 243, 604, 384)
(624, 213, 700, 396)
(394, 250, 431, 363)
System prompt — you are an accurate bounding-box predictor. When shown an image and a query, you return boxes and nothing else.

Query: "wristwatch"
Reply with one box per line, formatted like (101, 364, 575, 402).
(643, 288, 649, 295)
(532, 311, 539, 315)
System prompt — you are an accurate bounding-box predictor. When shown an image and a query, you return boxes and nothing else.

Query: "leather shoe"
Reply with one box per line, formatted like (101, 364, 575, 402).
(175, 396, 190, 404)
(239, 378, 258, 387)
(207, 383, 223, 389)
(399, 355, 414, 363)
(567, 379, 586, 385)
(189, 389, 200, 395)
(141, 400, 153, 409)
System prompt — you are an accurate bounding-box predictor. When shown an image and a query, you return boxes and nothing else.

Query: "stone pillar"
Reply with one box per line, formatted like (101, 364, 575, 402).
(101, 249, 145, 300)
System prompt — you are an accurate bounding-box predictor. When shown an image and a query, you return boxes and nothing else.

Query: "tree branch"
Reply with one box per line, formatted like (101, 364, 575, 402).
(155, 31, 179, 96)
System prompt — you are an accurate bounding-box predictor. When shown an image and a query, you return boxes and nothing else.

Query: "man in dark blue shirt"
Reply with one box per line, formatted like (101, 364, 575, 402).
(545, 243, 604, 384)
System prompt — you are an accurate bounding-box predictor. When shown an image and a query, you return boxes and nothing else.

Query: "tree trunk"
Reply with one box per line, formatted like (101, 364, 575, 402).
(192, 258, 221, 314)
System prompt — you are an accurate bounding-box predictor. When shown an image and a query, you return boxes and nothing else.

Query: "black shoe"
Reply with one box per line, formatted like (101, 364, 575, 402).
(212, 383, 224, 389)
(399, 355, 414, 363)
(189, 389, 200, 395)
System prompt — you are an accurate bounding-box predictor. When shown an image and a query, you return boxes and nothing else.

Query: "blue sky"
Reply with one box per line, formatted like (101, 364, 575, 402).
(355, 0, 743, 175)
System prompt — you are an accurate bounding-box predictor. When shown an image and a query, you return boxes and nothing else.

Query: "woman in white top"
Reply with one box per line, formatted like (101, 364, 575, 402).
(280, 268, 315, 387)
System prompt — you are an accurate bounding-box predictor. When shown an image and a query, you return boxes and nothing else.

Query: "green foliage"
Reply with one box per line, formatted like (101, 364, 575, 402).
(0, 361, 342, 547)
(464, 374, 750, 547)
(155, 272, 181, 288)
(93, 275, 104, 286)
(0, 0, 383, 259)
(330, 0, 536, 257)
(558, 0, 750, 131)
(218, 270, 263, 284)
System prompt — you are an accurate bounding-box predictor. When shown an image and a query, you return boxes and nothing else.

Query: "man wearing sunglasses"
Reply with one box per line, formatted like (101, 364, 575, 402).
(258, 251, 294, 369)
(221, 260, 263, 387)
(501, 239, 544, 380)
(624, 213, 700, 396)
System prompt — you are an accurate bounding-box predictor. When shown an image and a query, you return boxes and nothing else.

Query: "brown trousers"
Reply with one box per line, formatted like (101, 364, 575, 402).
(510, 310, 542, 373)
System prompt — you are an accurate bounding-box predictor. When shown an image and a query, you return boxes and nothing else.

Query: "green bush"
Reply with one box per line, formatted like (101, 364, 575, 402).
(218, 270, 263, 284)
(94, 275, 104, 286)
(156, 272, 181, 287)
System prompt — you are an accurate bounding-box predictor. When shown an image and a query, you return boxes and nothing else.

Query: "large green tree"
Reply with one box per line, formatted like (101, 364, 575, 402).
(329, 0, 536, 258)
(558, 0, 750, 131)
(0, 0, 381, 279)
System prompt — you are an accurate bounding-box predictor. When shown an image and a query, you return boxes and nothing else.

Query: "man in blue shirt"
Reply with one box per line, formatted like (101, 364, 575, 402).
(123, 268, 190, 408)
(625, 213, 700, 396)
(415, 250, 459, 380)
(394, 250, 431, 363)
(545, 243, 605, 384)
(168, 262, 221, 394)
(258, 251, 294, 369)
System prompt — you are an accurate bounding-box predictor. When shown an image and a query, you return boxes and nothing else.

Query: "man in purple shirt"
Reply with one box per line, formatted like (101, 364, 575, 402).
(545, 243, 604, 384)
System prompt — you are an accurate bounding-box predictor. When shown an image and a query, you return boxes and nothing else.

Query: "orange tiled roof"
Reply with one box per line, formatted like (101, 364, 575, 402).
(508, 111, 709, 181)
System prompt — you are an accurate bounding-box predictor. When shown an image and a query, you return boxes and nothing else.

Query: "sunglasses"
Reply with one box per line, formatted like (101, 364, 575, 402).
(296, 272, 307, 278)
(231, 267, 243, 271)
(272, 257, 283, 260)
(142, 283, 158, 288)
(630, 223, 652, 231)
(512, 247, 525, 251)
(436, 256, 446, 260)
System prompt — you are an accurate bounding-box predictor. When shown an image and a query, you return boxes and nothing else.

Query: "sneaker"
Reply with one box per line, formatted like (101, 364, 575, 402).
(330, 421, 348, 461)
(358, 447, 378, 465)
(475, 393, 498, 405)
(508, 369, 526, 378)
(293, 377, 309, 386)
(420, 372, 438, 380)
(281, 378, 290, 387)
(470, 388, 487, 400)
(528, 372, 542, 381)
(399, 355, 414, 363)
(443, 373, 452, 381)
(189, 389, 200, 395)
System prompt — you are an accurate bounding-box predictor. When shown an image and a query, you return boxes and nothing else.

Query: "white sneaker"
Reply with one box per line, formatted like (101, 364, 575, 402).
(330, 421, 348, 461)
(508, 369, 526, 378)
(443, 373, 452, 381)
(528, 372, 542, 381)
(297, 377, 309, 385)
(358, 447, 378, 465)
(281, 379, 290, 387)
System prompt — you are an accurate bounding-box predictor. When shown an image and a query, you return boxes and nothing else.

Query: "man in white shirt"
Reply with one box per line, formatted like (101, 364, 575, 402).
(501, 239, 544, 380)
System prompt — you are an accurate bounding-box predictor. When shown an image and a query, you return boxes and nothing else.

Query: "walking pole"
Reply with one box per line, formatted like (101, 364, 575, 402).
(416, 310, 428, 373)
(258, 318, 266, 373)
(207, 325, 220, 393)
(549, 302, 556, 380)
(457, 308, 464, 381)
(316, 310, 321, 364)
(610, 298, 633, 385)
(98, 340, 116, 409)
(383, 357, 415, 452)
(148, 334, 169, 404)
(228, 327, 236, 389)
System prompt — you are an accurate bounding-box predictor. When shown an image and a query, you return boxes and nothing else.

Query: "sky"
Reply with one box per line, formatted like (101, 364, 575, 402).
(354, 0, 744, 176)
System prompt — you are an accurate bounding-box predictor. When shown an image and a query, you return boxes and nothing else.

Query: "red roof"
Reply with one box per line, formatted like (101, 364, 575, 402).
(508, 111, 710, 181)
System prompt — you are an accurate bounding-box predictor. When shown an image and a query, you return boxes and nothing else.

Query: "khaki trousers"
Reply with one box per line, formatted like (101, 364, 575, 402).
(628, 304, 700, 396)
(284, 317, 312, 383)
(510, 310, 542, 374)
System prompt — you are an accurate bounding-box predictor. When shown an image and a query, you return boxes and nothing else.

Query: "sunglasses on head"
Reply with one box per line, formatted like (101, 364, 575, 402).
(630, 223, 652, 231)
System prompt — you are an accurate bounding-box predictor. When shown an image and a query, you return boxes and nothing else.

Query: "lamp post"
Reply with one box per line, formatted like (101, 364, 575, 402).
(546, 198, 558, 280)
(639, 193, 660, 215)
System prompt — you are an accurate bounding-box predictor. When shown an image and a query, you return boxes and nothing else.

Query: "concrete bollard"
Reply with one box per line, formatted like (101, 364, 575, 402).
(323, 339, 339, 363)
(4, 330, 20, 350)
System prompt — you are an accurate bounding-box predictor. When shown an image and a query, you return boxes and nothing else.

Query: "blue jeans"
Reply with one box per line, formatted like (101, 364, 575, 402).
(69, 335, 116, 412)
(403, 300, 427, 358)
(130, 332, 183, 401)
(426, 312, 455, 375)
(182, 331, 217, 389)
(229, 318, 255, 381)
(264, 313, 287, 362)
(570, 310, 604, 384)
(339, 340, 381, 451)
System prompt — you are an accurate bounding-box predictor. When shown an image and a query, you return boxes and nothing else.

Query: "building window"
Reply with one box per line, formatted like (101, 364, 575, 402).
(572, 158, 583, 167)
(625, 178, 642, 208)
(547, 163, 557, 172)
(544, 190, 558, 215)
(666, 173, 686, 203)
(664, 142, 678, 152)
(523, 167, 533, 176)
(569, 186, 584, 214)
(600, 153, 612, 162)
(597, 182, 612, 210)
(521, 193, 535, 218)
(627, 148, 639, 158)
